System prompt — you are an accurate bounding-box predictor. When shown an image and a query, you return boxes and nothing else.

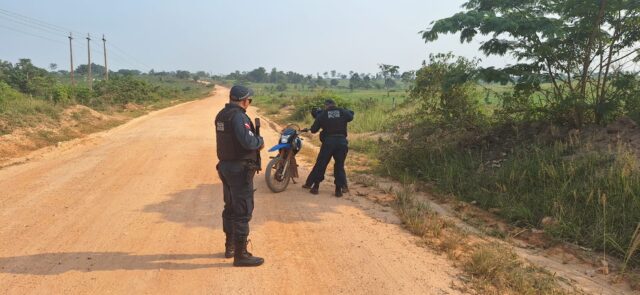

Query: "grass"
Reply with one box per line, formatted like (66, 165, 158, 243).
(381, 131, 640, 266)
(0, 97, 61, 135)
(465, 243, 572, 294)
(389, 181, 572, 294)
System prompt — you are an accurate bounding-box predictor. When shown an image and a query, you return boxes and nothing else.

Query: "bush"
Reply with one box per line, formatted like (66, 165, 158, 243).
(276, 82, 287, 92)
(53, 84, 72, 105)
(93, 76, 157, 105)
(409, 53, 484, 128)
(291, 91, 352, 121)
(0, 81, 25, 101)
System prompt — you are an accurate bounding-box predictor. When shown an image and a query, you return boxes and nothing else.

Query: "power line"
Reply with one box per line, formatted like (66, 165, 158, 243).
(108, 42, 151, 70)
(1, 7, 153, 72)
(0, 13, 67, 37)
(0, 8, 80, 35)
(0, 23, 66, 45)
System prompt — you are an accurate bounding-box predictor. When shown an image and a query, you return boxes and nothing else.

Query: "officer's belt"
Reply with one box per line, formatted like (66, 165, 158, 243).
(325, 134, 346, 138)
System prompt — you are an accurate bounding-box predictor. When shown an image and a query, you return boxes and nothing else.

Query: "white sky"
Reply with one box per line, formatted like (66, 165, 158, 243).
(0, 0, 513, 75)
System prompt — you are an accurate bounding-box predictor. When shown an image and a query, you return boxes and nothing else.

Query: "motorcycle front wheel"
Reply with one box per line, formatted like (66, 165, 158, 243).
(265, 155, 291, 193)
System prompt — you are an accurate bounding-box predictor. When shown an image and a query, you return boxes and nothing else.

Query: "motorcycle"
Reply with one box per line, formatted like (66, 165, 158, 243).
(265, 124, 309, 193)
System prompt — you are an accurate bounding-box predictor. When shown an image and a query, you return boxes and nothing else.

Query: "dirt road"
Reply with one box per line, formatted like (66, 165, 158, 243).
(0, 88, 461, 294)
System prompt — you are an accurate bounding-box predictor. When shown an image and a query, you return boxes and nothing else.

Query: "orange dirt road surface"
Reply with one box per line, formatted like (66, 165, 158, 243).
(0, 87, 461, 294)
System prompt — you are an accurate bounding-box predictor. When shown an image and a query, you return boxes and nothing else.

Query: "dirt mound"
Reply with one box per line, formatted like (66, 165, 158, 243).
(0, 105, 123, 164)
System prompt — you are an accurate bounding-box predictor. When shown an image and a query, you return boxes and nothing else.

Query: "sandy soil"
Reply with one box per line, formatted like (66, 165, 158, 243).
(0, 87, 461, 294)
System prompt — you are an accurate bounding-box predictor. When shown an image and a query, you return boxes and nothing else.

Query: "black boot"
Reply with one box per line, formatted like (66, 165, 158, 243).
(224, 235, 234, 258)
(335, 186, 343, 197)
(342, 185, 349, 194)
(302, 182, 313, 189)
(310, 183, 319, 195)
(233, 238, 264, 267)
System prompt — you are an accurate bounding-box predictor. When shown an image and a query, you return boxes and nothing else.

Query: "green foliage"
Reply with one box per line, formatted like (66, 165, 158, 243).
(290, 91, 352, 121)
(276, 82, 288, 92)
(53, 84, 73, 105)
(93, 76, 157, 105)
(380, 130, 640, 264)
(423, 0, 640, 126)
(0, 80, 25, 101)
(409, 53, 484, 128)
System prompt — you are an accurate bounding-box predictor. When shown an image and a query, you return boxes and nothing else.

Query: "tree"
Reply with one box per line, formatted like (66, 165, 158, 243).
(422, 0, 640, 126)
(247, 67, 268, 83)
(176, 70, 191, 79)
(401, 70, 416, 87)
(11, 59, 50, 94)
(49, 63, 57, 72)
(349, 73, 362, 91)
(117, 69, 142, 76)
(410, 53, 481, 127)
(330, 79, 339, 87)
(270, 67, 278, 83)
(379, 64, 400, 95)
(331, 70, 336, 78)
(75, 63, 106, 77)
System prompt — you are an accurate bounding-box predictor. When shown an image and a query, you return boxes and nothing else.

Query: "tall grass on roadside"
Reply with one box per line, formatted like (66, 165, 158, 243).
(465, 243, 572, 294)
(623, 224, 640, 273)
(349, 105, 393, 133)
(381, 137, 640, 264)
(0, 94, 61, 134)
(393, 184, 448, 238)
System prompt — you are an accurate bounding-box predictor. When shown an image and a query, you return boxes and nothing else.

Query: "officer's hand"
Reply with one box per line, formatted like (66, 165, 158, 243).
(259, 143, 265, 150)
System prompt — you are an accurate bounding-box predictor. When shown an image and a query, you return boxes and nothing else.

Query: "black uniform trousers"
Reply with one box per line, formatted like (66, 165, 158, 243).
(306, 136, 349, 188)
(217, 160, 255, 241)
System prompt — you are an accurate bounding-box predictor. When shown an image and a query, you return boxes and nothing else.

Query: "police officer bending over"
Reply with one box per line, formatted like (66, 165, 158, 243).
(215, 85, 264, 267)
(302, 99, 354, 197)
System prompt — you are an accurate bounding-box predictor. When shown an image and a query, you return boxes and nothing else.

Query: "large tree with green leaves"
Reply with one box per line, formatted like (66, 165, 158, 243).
(422, 0, 640, 126)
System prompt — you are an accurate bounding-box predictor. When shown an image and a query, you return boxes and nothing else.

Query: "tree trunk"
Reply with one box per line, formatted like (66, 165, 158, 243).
(579, 0, 608, 126)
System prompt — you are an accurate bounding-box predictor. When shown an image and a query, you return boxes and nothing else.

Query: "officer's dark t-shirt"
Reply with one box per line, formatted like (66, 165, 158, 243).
(310, 106, 354, 141)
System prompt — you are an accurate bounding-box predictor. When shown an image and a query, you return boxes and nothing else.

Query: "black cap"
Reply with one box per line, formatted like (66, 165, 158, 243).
(230, 85, 254, 101)
(324, 99, 336, 106)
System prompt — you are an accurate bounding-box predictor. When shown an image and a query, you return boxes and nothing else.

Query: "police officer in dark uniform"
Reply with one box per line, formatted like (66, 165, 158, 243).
(302, 99, 354, 197)
(215, 85, 264, 267)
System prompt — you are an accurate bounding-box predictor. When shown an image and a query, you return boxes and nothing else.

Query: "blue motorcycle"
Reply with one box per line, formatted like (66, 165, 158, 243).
(265, 124, 308, 193)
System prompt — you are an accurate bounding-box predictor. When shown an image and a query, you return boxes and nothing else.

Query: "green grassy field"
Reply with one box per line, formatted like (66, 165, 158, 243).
(250, 82, 408, 134)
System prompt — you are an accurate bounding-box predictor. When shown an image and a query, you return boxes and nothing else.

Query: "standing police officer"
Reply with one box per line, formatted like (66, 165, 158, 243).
(302, 99, 354, 197)
(215, 85, 264, 267)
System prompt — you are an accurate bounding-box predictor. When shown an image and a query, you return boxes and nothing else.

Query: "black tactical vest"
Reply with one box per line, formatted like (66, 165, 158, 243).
(215, 105, 257, 161)
(320, 107, 348, 138)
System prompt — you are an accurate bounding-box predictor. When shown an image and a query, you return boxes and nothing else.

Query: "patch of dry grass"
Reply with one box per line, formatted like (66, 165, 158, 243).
(465, 243, 572, 294)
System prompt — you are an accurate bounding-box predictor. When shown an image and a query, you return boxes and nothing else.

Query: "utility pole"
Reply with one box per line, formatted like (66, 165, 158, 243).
(87, 33, 92, 89)
(68, 32, 74, 86)
(102, 34, 108, 81)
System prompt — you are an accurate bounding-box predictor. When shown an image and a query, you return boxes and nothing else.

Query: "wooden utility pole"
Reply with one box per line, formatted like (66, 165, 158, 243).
(87, 33, 92, 89)
(102, 34, 108, 81)
(68, 32, 74, 86)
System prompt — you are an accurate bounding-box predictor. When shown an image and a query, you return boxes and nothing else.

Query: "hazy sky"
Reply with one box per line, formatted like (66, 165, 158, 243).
(0, 0, 510, 75)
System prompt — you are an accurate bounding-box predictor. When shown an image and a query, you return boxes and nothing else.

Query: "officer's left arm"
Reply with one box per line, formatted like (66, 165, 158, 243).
(232, 113, 264, 150)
